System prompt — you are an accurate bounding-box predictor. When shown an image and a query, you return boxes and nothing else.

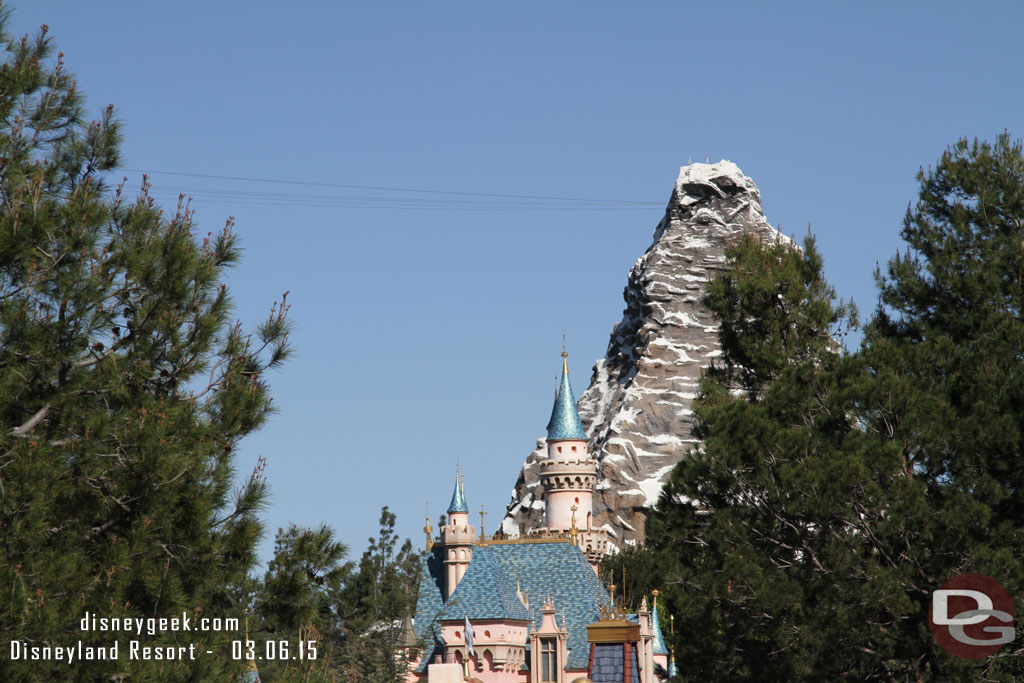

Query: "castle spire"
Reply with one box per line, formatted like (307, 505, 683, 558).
(650, 589, 669, 656)
(440, 464, 474, 599)
(546, 351, 587, 441)
(447, 466, 468, 514)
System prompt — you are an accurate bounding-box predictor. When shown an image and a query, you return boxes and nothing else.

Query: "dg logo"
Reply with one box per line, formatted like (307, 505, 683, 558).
(930, 573, 1015, 659)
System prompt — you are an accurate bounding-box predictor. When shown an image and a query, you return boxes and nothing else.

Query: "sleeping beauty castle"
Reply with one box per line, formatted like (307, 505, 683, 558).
(402, 353, 678, 683)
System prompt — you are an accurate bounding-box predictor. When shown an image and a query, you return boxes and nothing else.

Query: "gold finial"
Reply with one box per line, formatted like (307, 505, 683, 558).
(569, 504, 579, 545)
(461, 474, 465, 496)
(479, 504, 486, 542)
(652, 588, 659, 610)
(670, 613, 675, 636)
(598, 602, 630, 622)
(610, 584, 616, 607)
(423, 502, 433, 550)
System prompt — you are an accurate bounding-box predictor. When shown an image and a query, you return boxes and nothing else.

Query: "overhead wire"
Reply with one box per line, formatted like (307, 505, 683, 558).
(117, 168, 665, 212)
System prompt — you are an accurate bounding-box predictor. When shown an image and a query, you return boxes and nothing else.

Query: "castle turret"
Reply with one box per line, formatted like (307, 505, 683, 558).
(439, 470, 475, 599)
(539, 352, 608, 568)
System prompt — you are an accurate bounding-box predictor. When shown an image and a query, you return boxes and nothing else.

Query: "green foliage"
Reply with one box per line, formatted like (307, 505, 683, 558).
(260, 525, 348, 636)
(332, 507, 422, 682)
(862, 133, 1024, 680)
(251, 510, 422, 683)
(0, 12, 291, 681)
(599, 545, 660, 612)
(634, 135, 1024, 681)
(253, 524, 348, 683)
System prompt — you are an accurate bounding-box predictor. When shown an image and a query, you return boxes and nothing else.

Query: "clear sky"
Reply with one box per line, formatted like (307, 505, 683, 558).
(8, 1, 1023, 567)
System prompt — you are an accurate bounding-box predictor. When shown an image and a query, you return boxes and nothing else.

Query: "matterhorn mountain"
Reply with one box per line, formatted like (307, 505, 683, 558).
(501, 160, 792, 549)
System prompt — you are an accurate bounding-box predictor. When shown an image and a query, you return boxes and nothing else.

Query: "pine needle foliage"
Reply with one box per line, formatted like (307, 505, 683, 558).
(862, 133, 1024, 680)
(332, 507, 421, 682)
(0, 12, 291, 681)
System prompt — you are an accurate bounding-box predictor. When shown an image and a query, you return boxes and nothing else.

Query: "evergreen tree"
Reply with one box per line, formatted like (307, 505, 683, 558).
(255, 524, 348, 683)
(0, 13, 291, 681)
(260, 524, 348, 637)
(862, 134, 1024, 680)
(249, 510, 421, 683)
(643, 235, 877, 681)
(334, 507, 421, 682)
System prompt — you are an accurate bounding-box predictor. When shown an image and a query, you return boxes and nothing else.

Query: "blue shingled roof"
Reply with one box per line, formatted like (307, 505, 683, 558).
(410, 540, 609, 672)
(651, 600, 668, 655)
(411, 547, 447, 671)
(440, 546, 530, 621)
(547, 356, 587, 441)
(447, 477, 468, 514)
(545, 391, 558, 433)
(489, 542, 607, 670)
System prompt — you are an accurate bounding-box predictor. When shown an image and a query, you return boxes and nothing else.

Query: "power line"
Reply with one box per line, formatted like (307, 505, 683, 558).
(122, 168, 663, 208)
(125, 184, 657, 211)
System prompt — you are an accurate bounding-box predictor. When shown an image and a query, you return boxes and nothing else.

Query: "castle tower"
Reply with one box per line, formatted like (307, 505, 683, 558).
(439, 470, 475, 599)
(539, 352, 608, 568)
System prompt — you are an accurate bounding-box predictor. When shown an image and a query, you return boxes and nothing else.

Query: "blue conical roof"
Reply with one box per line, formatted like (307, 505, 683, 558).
(546, 354, 587, 441)
(545, 389, 558, 433)
(447, 474, 468, 514)
(651, 597, 668, 655)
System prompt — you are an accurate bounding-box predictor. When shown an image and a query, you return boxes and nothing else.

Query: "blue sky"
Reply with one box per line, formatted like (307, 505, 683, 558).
(9, 1, 1023, 566)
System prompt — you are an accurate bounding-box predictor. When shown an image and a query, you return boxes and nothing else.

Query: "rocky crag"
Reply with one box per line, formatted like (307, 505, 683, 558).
(500, 161, 791, 549)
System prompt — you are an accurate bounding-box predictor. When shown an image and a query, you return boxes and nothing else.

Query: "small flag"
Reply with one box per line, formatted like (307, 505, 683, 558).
(464, 614, 475, 658)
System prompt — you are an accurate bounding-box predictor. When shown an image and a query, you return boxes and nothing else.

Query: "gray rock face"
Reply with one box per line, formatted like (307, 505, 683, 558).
(500, 161, 790, 548)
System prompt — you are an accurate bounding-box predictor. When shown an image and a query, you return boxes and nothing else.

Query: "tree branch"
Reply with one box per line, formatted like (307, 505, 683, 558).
(10, 403, 51, 437)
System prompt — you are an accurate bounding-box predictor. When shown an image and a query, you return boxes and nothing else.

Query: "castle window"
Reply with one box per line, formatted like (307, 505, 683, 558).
(557, 446, 562, 453)
(571, 445, 577, 452)
(540, 637, 557, 681)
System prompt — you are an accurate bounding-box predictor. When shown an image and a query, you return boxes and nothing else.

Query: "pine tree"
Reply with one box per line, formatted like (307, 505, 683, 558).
(0, 14, 291, 681)
(260, 524, 348, 637)
(255, 524, 348, 682)
(862, 134, 1024, 680)
(642, 234, 879, 680)
(334, 507, 421, 682)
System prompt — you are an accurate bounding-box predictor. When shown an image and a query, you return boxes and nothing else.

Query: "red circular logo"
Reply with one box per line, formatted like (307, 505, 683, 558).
(929, 573, 1015, 659)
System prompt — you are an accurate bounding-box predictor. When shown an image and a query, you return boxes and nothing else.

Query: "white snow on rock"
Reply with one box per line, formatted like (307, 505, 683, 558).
(502, 161, 790, 549)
